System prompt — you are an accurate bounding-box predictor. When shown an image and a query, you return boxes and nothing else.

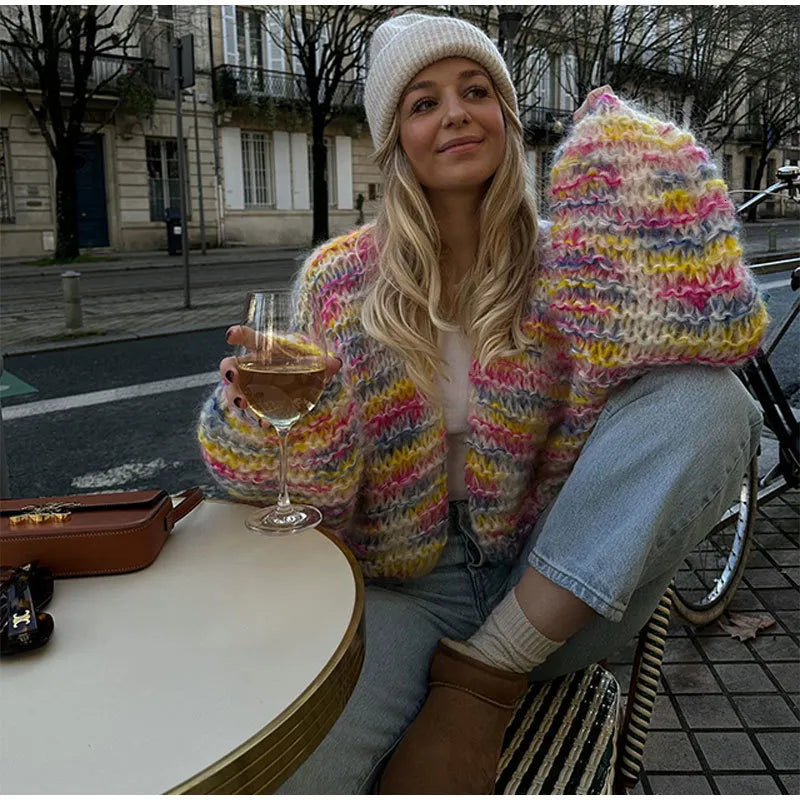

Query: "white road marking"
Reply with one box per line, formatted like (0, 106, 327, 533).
(758, 277, 794, 292)
(3, 371, 219, 420)
(71, 457, 185, 490)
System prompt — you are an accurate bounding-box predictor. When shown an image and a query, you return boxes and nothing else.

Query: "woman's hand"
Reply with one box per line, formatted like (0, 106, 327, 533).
(573, 85, 616, 123)
(219, 325, 342, 424)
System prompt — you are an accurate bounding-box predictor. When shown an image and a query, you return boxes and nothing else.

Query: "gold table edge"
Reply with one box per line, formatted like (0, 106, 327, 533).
(166, 499, 366, 795)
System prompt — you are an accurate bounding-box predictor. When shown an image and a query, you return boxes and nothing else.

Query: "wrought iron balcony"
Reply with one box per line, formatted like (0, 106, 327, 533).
(522, 105, 573, 134)
(0, 46, 172, 100)
(213, 65, 364, 111)
(730, 124, 765, 144)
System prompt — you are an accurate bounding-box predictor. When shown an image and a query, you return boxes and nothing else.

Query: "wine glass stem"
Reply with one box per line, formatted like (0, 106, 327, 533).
(275, 426, 292, 510)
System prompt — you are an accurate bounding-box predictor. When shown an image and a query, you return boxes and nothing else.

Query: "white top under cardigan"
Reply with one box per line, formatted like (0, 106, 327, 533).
(436, 222, 551, 501)
(437, 329, 472, 501)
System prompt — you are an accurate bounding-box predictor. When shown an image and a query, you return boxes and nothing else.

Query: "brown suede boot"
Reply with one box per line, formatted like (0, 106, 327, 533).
(378, 639, 528, 794)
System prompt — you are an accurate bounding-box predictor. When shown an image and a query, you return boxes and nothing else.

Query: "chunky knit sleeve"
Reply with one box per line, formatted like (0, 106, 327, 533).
(546, 91, 768, 386)
(197, 240, 363, 538)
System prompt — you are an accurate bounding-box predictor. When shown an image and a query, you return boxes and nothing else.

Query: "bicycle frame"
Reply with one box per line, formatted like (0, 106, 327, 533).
(734, 165, 800, 502)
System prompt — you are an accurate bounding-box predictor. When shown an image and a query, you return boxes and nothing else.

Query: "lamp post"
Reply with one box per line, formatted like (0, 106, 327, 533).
(497, 6, 524, 78)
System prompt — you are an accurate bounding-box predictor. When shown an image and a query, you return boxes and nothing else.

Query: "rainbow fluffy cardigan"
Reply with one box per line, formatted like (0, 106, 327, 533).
(198, 93, 767, 579)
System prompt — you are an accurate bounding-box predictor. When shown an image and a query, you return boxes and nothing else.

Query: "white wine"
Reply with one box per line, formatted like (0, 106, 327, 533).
(238, 360, 326, 428)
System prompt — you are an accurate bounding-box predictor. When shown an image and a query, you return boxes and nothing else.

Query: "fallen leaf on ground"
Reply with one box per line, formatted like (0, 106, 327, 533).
(718, 612, 776, 641)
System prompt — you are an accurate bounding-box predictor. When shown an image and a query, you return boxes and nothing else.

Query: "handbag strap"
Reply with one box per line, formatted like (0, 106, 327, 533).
(166, 487, 204, 528)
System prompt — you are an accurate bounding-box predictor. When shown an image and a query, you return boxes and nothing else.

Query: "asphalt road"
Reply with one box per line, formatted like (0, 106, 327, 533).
(2, 269, 797, 500)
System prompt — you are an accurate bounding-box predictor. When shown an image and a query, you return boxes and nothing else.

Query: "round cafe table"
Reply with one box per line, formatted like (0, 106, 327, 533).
(0, 499, 365, 794)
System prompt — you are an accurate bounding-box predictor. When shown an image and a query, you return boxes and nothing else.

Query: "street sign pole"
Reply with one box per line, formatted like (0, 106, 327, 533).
(172, 38, 190, 308)
(170, 34, 196, 309)
(192, 89, 207, 254)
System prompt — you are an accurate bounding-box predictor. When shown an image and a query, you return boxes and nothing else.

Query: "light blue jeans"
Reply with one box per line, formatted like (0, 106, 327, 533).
(278, 366, 762, 794)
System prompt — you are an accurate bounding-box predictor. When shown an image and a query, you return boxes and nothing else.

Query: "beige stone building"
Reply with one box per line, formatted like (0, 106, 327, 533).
(0, 6, 219, 258)
(207, 5, 380, 245)
(1, 6, 797, 259)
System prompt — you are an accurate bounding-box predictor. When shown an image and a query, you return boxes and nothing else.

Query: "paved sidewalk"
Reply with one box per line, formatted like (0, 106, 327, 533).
(0, 242, 304, 277)
(607, 488, 800, 795)
(0, 244, 307, 355)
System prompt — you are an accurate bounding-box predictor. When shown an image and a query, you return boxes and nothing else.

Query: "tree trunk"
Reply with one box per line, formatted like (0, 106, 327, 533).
(746, 145, 771, 223)
(54, 148, 80, 259)
(311, 121, 329, 245)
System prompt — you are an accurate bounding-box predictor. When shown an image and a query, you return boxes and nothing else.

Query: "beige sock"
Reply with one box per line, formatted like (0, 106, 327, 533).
(444, 588, 564, 673)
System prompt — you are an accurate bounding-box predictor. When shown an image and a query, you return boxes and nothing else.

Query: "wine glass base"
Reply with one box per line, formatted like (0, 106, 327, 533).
(246, 504, 323, 536)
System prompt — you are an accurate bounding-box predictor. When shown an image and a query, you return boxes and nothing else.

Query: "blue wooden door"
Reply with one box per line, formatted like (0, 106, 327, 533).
(75, 136, 110, 248)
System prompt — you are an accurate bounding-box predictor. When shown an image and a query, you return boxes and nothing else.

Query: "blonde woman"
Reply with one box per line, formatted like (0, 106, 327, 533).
(199, 13, 766, 794)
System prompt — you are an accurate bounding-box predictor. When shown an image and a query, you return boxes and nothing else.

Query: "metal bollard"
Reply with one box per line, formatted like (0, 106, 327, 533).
(768, 225, 778, 252)
(61, 270, 83, 330)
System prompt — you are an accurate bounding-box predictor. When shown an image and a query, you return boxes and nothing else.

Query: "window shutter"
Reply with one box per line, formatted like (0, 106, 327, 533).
(222, 5, 238, 66)
(334, 135, 352, 210)
(273, 131, 292, 210)
(221, 127, 244, 210)
(564, 54, 577, 110)
(290, 9, 303, 75)
(266, 10, 285, 72)
(290, 132, 310, 209)
(612, 6, 625, 63)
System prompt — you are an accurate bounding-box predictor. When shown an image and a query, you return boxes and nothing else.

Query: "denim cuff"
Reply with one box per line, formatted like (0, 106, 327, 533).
(526, 549, 627, 623)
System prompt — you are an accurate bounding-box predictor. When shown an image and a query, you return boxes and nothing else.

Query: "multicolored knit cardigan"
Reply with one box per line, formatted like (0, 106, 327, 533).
(198, 93, 767, 580)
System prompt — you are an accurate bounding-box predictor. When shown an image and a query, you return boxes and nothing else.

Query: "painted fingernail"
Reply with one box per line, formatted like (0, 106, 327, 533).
(233, 397, 243, 409)
(226, 326, 235, 343)
(225, 370, 234, 383)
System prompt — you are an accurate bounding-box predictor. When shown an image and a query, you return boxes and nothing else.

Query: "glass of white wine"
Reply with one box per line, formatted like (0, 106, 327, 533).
(235, 290, 328, 535)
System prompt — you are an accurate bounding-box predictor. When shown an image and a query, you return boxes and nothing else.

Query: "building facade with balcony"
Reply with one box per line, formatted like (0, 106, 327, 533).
(0, 6, 219, 258)
(1, 6, 795, 260)
(208, 5, 382, 245)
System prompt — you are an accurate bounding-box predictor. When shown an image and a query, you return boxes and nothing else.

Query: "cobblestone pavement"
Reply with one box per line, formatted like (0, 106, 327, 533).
(608, 489, 800, 795)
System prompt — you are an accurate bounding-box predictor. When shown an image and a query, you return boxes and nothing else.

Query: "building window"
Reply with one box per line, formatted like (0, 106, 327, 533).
(146, 138, 189, 221)
(548, 53, 560, 109)
(308, 137, 336, 208)
(241, 131, 275, 208)
(722, 154, 733, 185)
(237, 8, 264, 70)
(0, 129, 14, 223)
(138, 5, 173, 20)
(766, 157, 777, 186)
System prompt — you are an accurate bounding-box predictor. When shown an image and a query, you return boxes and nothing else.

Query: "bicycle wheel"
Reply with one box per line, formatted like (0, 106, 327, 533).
(672, 455, 757, 626)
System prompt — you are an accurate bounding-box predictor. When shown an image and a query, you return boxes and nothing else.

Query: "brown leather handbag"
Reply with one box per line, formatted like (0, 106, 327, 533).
(0, 488, 203, 577)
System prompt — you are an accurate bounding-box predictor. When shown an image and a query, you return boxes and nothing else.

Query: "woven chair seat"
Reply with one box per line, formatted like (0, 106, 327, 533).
(495, 664, 621, 795)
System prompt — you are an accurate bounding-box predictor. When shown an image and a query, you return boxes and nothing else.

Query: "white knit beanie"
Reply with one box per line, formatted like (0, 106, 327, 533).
(364, 13, 518, 150)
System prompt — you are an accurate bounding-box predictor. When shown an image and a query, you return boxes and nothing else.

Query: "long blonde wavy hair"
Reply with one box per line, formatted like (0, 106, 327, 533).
(360, 90, 540, 401)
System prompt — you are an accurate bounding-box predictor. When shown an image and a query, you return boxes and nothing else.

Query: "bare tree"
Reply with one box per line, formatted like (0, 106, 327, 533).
(261, 6, 390, 244)
(0, 5, 147, 259)
(666, 6, 787, 134)
(544, 6, 685, 108)
(745, 79, 800, 219)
